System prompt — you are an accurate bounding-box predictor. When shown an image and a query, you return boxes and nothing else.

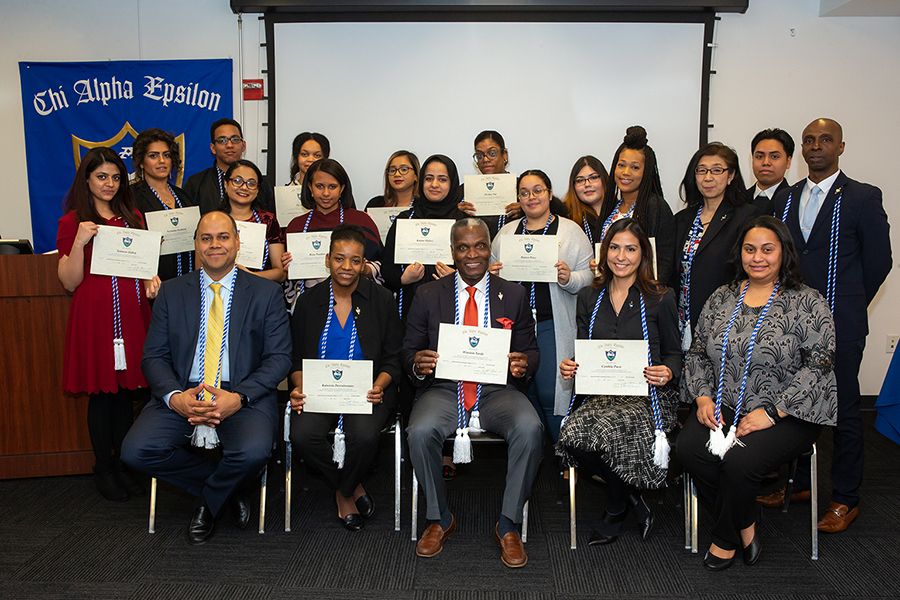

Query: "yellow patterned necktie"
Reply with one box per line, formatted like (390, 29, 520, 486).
(202, 282, 224, 402)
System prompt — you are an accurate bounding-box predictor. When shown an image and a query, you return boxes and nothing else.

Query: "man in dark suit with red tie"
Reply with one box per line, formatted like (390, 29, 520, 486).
(746, 128, 794, 215)
(762, 118, 892, 533)
(403, 218, 542, 567)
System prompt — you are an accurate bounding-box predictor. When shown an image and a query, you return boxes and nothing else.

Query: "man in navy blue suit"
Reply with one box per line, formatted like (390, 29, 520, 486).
(761, 118, 892, 533)
(122, 211, 291, 544)
(746, 128, 794, 215)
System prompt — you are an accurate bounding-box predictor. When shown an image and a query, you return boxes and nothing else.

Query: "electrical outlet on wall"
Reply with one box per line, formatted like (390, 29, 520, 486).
(888, 335, 898, 354)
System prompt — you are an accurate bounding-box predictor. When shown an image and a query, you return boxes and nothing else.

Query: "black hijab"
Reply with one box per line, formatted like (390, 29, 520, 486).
(413, 154, 465, 220)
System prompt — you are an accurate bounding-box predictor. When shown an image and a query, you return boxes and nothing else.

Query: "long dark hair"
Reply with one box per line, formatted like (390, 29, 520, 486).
(598, 126, 664, 230)
(592, 218, 666, 300)
(563, 155, 608, 224)
(516, 169, 569, 219)
(219, 159, 264, 213)
(289, 132, 330, 183)
(731, 216, 805, 290)
(64, 147, 142, 229)
(381, 150, 420, 207)
(680, 142, 746, 209)
(301, 158, 356, 211)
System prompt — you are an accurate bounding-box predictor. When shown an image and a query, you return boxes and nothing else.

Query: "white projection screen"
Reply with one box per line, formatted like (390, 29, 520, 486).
(273, 21, 705, 212)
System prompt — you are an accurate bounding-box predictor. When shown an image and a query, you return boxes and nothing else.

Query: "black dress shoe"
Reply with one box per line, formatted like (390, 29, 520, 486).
(339, 513, 364, 531)
(703, 550, 735, 571)
(588, 509, 627, 546)
(230, 492, 252, 530)
(743, 532, 762, 565)
(627, 492, 654, 541)
(188, 505, 215, 545)
(355, 494, 375, 519)
(94, 467, 129, 502)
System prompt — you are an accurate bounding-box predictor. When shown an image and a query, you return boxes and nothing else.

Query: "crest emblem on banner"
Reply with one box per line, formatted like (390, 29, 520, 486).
(332, 369, 343, 381)
(486, 181, 494, 190)
(122, 237, 133, 247)
(312, 240, 321, 250)
(72, 122, 186, 186)
(421, 226, 430, 236)
(469, 336, 479, 348)
(606, 349, 616, 361)
(524, 243, 533, 253)
(170, 216, 179, 226)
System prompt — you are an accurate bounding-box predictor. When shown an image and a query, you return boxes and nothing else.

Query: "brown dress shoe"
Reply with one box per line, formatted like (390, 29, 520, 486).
(817, 502, 858, 533)
(494, 524, 528, 568)
(756, 486, 811, 508)
(416, 516, 456, 557)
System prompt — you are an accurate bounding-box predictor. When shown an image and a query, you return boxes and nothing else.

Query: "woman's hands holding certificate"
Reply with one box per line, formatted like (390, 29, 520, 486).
(401, 262, 425, 284)
(508, 352, 528, 378)
(143, 275, 161, 300)
(643, 365, 673, 387)
(556, 261, 571, 285)
(281, 251, 293, 271)
(559, 358, 578, 380)
(434, 261, 455, 279)
(367, 385, 384, 405)
(290, 386, 306, 414)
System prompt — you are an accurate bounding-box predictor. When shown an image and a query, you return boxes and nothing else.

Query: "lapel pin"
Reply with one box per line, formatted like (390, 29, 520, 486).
(628, 300, 633, 309)
(835, 187, 842, 194)
(498, 291, 504, 300)
(355, 307, 360, 316)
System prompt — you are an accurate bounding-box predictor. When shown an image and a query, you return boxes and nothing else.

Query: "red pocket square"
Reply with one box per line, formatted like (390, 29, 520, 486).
(496, 318, 514, 330)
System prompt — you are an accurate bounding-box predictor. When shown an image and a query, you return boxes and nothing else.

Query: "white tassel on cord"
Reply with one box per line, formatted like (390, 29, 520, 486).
(113, 338, 127, 370)
(468, 410, 483, 432)
(452, 427, 472, 464)
(283, 402, 291, 442)
(191, 425, 220, 449)
(652, 429, 670, 468)
(332, 428, 346, 468)
(707, 424, 741, 458)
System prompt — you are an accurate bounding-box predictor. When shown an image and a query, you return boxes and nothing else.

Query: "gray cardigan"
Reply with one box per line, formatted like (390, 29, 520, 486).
(491, 216, 594, 415)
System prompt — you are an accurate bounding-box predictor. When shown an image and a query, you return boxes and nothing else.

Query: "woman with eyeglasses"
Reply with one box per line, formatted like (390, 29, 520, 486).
(131, 128, 197, 282)
(366, 150, 420, 209)
(287, 132, 330, 186)
(219, 159, 287, 283)
(670, 143, 759, 352)
(594, 126, 676, 284)
(489, 170, 593, 442)
(562, 156, 610, 247)
(458, 130, 523, 235)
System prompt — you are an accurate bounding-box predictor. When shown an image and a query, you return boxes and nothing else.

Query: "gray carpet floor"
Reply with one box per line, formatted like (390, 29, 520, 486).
(1, 410, 898, 599)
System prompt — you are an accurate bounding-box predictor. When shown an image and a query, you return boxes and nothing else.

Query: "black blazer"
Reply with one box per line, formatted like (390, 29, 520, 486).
(132, 180, 196, 282)
(401, 273, 539, 397)
(670, 200, 761, 333)
(746, 179, 789, 215)
(773, 172, 892, 342)
(290, 276, 402, 386)
(183, 165, 276, 215)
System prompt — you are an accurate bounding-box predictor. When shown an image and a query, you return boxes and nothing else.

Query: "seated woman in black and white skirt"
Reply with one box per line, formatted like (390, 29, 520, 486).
(557, 217, 681, 546)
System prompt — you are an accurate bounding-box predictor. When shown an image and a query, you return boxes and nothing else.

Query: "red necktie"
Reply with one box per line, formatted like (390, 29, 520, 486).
(463, 286, 478, 410)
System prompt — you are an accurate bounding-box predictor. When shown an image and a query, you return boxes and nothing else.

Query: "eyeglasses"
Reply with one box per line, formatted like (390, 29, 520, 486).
(473, 148, 502, 162)
(574, 174, 602, 186)
(695, 167, 728, 176)
(387, 165, 413, 176)
(518, 187, 547, 200)
(229, 177, 258, 190)
(214, 135, 244, 146)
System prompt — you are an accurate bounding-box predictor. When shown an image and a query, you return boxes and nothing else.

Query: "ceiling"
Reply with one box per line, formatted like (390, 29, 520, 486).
(820, 0, 900, 17)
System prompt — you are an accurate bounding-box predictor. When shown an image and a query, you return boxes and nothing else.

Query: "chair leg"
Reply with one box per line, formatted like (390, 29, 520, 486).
(411, 469, 419, 541)
(394, 417, 401, 532)
(285, 440, 292, 532)
(148, 477, 157, 534)
(690, 477, 698, 553)
(258, 465, 267, 534)
(783, 456, 800, 514)
(522, 500, 529, 543)
(683, 474, 691, 550)
(810, 444, 818, 560)
(569, 466, 577, 550)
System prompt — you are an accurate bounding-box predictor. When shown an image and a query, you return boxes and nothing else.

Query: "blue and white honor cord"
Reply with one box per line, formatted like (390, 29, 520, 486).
(111, 220, 142, 371)
(582, 215, 594, 246)
(148, 183, 192, 276)
(397, 201, 415, 318)
(518, 213, 554, 332)
(781, 189, 841, 312)
(677, 207, 704, 351)
(599, 194, 635, 242)
(297, 204, 344, 296)
(451, 273, 490, 464)
(192, 266, 237, 448)
(707, 280, 780, 458)
(215, 162, 225, 200)
(320, 280, 358, 468)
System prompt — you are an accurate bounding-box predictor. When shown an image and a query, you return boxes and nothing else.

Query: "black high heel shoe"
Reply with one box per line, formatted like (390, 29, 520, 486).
(627, 492, 654, 540)
(588, 509, 627, 546)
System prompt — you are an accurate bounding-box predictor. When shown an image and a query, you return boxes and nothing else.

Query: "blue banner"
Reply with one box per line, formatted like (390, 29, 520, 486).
(19, 59, 233, 253)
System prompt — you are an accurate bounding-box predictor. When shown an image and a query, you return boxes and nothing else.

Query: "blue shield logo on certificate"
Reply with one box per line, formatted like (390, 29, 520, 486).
(312, 240, 321, 250)
(469, 336, 479, 348)
(170, 216, 179, 226)
(421, 226, 430, 236)
(524, 243, 533, 253)
(605, 349, 616, 361)
(486, 181, 494, 191)
(389, 215, 396, 223)
(122, 237, 133, 248)
(332, 369, 343, 381)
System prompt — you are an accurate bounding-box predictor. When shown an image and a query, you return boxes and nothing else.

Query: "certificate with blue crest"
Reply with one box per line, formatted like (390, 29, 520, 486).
(302, 359, 373, 414)
(286, 232, 330, 280)
(394, 219, 454, 265)
(274, 186, 309, 226)
(145, 206, 201, 255)
(90, 225, 161, 280)
(498, 234, 558, 283)
(366, 207, 406, 244)
(435, 323, 512, 385)
(574, 339, 648, 396)
(464, 174, 517, 216)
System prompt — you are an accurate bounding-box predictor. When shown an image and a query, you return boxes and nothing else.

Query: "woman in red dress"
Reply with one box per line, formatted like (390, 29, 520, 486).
(56, 147, 160, 502)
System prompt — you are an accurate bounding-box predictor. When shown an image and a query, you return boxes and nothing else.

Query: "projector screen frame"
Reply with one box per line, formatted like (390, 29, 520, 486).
(263, 9, 717, 186)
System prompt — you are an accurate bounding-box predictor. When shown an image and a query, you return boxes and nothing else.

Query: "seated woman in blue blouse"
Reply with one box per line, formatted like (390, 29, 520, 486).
(288, 224, 402, 531)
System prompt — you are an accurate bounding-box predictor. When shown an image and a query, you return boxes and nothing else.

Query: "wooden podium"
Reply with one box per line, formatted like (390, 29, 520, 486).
(0, 254, 94, 479)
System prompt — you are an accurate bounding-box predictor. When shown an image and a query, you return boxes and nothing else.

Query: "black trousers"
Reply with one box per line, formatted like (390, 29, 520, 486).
(676, 404, 821, 550)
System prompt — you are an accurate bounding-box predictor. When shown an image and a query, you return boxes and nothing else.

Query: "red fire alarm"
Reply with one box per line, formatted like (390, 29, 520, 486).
(243, 79, 264, 101)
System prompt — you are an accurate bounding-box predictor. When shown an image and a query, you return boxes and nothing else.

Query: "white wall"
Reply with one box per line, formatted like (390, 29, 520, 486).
(2, 0, 896, 393)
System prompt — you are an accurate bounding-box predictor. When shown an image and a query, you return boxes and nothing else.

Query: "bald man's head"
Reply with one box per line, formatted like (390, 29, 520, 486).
(801, 118, 844, 182)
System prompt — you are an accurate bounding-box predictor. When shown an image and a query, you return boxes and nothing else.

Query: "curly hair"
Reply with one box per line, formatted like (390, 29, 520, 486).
(598, 126, 664, 231)
(132, 128, 181, 182)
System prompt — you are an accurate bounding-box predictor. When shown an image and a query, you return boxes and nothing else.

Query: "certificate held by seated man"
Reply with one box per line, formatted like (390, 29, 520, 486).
(464, 173, 517, 216)
(90, 225, 161, 280)
(394, 219, 454, 265)
(435, 324, 512, 385)
(498, 235, 558, 283)
(302, 359, 373, 414)
(574, 339, 649, 396)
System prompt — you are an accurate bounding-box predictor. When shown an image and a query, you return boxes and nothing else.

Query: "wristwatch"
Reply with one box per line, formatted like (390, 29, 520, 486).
(238, 392, 251, 408)
(763, 403, 781, 424)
